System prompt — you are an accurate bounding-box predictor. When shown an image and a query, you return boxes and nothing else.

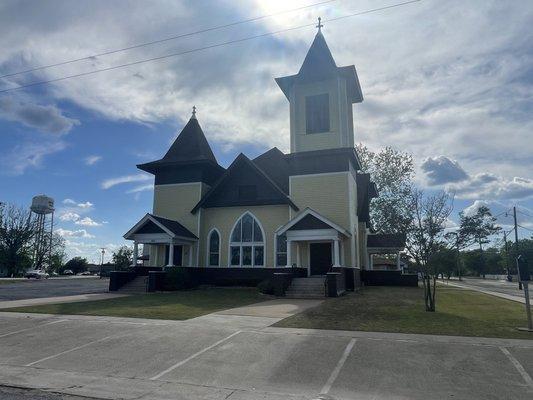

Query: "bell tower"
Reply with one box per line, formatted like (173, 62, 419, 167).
(275, 20, 363, 153)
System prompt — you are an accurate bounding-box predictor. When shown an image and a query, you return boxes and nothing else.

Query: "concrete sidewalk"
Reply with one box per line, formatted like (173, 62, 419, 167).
(0, 293, 128, 309)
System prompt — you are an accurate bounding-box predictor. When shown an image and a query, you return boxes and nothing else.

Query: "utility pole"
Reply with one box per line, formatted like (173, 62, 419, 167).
(513, 206, 522, 290)
(99, 247, 106, 279)
(504, 231, 510, 280)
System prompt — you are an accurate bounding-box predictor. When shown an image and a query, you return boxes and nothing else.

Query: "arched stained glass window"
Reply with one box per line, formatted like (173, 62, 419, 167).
(230, 213, 264, 267)
(208, 229, 220, 266)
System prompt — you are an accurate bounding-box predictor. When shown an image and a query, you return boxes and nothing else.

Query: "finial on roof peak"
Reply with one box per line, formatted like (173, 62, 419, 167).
(191, 105, 197, 120)
(316, 17, 323, 33)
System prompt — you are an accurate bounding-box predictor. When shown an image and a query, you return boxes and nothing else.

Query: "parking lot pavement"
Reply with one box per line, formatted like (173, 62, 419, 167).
(0, 311, 532, 400)
(0, 277, 109, 301)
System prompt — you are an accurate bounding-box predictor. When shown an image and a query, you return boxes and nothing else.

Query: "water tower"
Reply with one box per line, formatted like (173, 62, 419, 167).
(30, 195, 55, 270)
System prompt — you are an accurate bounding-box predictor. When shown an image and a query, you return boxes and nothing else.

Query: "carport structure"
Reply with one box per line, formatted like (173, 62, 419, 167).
(124, 213, 198, 267)
(367, 233, 406, 271)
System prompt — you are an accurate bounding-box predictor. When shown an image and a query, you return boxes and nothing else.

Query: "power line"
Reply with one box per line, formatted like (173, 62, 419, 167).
(516, 208, 533, 218)
(0, 0, 337, 79)
(518, 224, 533, 233)
(0, 0, 422, 94)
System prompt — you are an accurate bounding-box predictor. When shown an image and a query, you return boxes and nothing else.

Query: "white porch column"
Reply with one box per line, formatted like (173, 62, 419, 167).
(189, 244, 194, 267)
(397, 251, 401, 271)
(131, 241, 138, 267)
(296, 242, 301, 268)
(369, 254, 374, 270)
(333, 239, 340, 267)
(286, 240, 292, 267)
(167, 243, 175, 267)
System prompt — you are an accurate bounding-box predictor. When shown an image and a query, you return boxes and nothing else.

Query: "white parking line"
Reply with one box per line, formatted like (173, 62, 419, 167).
(150, 330, 242, 381)
(500, 347, 533, 389)
(0, 319, 66, 338)
(320, 338, 356, 395)
(25, 334, 118, 366)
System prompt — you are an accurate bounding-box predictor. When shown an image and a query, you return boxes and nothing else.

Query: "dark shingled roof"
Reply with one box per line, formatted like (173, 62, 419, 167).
(252, 147, 289, 193)
(150, 214, 198, 239)
(367, 234, 406, 249)
(137, 117, 219, 174)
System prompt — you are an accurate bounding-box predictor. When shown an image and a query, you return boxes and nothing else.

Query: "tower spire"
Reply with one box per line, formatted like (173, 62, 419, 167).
(316, 17, 323, 33)
(191, 105, 197, 120)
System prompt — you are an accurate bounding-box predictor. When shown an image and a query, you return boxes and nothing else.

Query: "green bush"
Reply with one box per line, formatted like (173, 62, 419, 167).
(257, 279, 274, 295)
(163, 268, 197, 291)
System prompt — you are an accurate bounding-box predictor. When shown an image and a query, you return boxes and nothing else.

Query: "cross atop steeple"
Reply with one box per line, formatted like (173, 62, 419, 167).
(316, 17, 323, 32)
(191, 105, 197, 120)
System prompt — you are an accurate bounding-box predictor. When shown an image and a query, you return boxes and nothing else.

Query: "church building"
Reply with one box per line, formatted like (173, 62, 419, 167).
(122, 27, 406, 295)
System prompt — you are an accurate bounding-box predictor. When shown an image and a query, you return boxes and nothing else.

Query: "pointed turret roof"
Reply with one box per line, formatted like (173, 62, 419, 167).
(161, 117, 217, 164)
(275, 30, 363, 103)
(298, 31, 337, 78)
(137, 111, 222, 176)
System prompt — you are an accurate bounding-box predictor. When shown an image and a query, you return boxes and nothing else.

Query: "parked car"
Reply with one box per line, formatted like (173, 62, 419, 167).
(24, 270, 50, 279)
(76, 271, 92, 276)
(62, 269, 74, 275)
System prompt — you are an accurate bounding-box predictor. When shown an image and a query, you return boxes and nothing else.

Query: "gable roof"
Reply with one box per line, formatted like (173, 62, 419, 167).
(137, 117, 219, 174)
(276, 207, 351, 237)
(252, 147, 289, 193)
(124, 213, 198, 240)
(275, 31, 363, 103)
(191, 153, 298, 214)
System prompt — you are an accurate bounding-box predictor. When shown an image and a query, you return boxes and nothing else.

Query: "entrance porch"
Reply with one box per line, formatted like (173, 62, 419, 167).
(124, 213, 198, 267)
(276, 208, 351, 277)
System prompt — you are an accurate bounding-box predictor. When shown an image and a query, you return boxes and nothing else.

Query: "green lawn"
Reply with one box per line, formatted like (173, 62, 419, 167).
(5, 288, 266, 320)
(274, 286, 533, 340)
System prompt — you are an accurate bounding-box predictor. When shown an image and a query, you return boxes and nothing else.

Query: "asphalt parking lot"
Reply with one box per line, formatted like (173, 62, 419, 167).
(0, 277, 109, 301)
(0, 309, 532, 400)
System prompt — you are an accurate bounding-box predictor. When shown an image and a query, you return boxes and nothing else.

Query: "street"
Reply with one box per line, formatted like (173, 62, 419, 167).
(0, 307, 532, 400)
(0, 278, 109, 301)
(446, 277, 533, 302)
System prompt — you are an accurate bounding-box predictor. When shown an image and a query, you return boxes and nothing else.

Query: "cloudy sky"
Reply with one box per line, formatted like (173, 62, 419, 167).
(1, 0, 532, 262)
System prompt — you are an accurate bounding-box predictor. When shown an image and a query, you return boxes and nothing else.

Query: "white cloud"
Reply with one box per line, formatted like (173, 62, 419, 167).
(55, 228, 95, 238)
(126, 183, 154, 194)
(59, 211, 80, 222)
(62, 198, 76, 205)
(101, 173, 152, 189)
(84, 155, 102, 165)
(448, 174, 533, 201)
(75, 216, 102, 226)
(77, 201, 94, 209)
(462, 200, 490, 217)
(0, 140, 67, 175)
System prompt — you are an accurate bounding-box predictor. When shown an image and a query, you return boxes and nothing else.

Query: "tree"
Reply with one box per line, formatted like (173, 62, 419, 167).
(405, 189, 453, 312)
(64, 256, 88, 274)
(112, 246, 133, 270)
(356, 144, 414, 235)
(48, 234, 67, 273)
(0, 203, 36, 276)
(457, 206, 501, 278)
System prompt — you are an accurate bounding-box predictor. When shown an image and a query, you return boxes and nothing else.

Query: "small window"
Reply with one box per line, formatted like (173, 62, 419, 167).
(238, 185, 257, 200)
(305, 93, 330, 134)
(276, 233, 287, 266)
(208, 230, 220, 266)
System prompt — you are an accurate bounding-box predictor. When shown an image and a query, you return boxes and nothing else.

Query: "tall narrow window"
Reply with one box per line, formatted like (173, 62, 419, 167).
(208, 230, 220, 266)
(276, 233, 287, 266)
(305, 93, 330, 134)
(230, 213, 264, 267)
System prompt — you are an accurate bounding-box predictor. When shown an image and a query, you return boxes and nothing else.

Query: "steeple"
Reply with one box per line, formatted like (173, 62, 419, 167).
(137, 109, 225, 186)
(275, 29, 363, 154)
(161, 111, 216, 164)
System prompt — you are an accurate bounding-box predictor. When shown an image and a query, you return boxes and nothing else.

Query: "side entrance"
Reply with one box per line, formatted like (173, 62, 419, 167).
(309, 242, 332, 275)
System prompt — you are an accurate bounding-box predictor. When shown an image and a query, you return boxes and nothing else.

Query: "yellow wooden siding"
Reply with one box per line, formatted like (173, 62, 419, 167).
(199, 205, 290, 267)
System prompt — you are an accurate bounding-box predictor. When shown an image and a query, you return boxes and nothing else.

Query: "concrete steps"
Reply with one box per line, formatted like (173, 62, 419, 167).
(285, 277, 325, 298)
(118, 276, 147, 293)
